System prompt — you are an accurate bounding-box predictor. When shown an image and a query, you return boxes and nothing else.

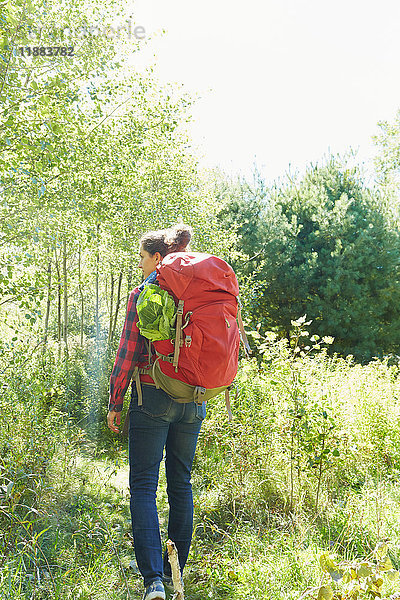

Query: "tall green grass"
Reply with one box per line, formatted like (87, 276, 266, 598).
(2, 331, 400, 599)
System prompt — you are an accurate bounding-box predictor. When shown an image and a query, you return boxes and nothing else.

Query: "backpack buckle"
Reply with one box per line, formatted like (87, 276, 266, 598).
(182, 311, 193, 330)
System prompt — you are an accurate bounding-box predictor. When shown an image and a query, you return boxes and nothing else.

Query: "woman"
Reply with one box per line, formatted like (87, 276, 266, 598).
(107, 224, 204, 600)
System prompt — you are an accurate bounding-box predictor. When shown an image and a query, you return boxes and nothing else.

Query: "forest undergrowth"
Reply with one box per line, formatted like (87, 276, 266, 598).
(2, 324, 400, 599)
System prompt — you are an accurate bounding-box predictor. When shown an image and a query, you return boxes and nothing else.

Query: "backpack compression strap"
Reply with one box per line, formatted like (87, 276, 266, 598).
(173, 299, 184, 372)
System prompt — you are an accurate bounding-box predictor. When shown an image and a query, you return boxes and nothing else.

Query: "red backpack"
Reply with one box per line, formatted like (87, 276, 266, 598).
(142, 252, 251, 418)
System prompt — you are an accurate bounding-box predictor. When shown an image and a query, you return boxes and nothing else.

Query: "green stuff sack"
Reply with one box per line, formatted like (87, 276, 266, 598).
(136, 284, 177, 341)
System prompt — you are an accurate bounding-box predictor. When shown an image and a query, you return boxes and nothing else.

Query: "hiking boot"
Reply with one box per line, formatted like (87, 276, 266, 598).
(142, 578, 165, 600)
(162, 575, 173, 590)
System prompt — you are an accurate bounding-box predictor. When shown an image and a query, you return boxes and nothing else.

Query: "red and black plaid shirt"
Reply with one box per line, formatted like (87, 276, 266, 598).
(108, 271, 157, 413)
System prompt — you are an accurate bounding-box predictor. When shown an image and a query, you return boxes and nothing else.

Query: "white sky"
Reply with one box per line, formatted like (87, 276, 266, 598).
(128, 0, 400, 184)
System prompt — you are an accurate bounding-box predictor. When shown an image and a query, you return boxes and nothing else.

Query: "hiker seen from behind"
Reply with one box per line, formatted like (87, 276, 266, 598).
(107, 223, 249, 600)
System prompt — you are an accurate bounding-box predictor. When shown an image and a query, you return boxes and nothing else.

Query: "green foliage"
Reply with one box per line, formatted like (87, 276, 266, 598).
(3, 329, 400, 599)
(374, 108, 400, 195)
(194, 322, 400, 529)
(194, 318, 343, 522)
(214, 166, 269, 272)
(0, 0, 232, 389)
(3, 3, 400, 599)
(311, 542, 400, 599)
(282, 316, 339, 513)
(217, 157, 400, 362)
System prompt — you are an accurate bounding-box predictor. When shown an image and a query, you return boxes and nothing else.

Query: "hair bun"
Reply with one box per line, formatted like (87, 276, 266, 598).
(164, 223, 192, 253)
(140, 223, 192, 258)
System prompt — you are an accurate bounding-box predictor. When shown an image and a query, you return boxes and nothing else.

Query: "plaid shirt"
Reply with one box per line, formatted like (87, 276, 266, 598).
(108, 271, 158, 413)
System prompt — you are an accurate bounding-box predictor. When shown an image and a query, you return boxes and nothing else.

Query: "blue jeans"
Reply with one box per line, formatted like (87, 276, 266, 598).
(129, 383, 206, 587)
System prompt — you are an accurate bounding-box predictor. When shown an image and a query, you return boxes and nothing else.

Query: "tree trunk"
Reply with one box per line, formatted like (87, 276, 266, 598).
(43, 249, 52, 345)
(107, 269, 114, 347)
(78, 245, 84, 346)
(126, 265, 132, 309)
(62, 237, 68, 356)
(95, 224, 100, 345)
(110, 270, 123, 344)
(315, 434, 325, 515)
(54, 247, 61, 344)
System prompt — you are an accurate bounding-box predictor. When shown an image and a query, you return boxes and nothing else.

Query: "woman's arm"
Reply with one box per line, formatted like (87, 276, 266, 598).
(108, 289, 145, 414)
(107, 410, 121, 434)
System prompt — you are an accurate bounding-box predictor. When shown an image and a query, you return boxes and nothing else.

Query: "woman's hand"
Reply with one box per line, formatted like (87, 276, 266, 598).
(107, 410, 121, 434)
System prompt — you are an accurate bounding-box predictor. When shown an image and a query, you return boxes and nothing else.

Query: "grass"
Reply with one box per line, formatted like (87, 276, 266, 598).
(2, 421, 400, 599)
(3, 335, 400, 599)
